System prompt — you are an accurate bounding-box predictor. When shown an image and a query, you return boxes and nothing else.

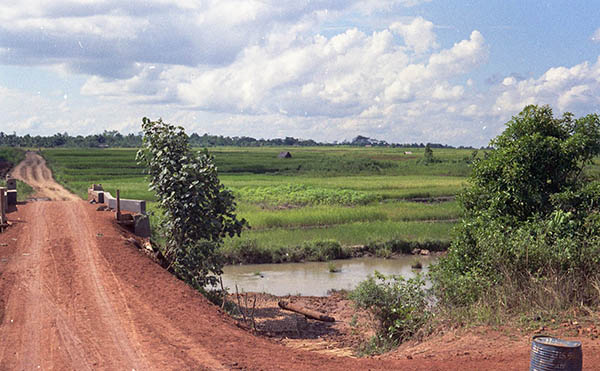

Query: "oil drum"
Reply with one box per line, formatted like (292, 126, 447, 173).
(530, 335, 582, 371)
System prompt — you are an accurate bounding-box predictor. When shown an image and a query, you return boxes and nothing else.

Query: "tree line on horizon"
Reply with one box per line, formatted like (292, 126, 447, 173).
(0, 130, 474, 149)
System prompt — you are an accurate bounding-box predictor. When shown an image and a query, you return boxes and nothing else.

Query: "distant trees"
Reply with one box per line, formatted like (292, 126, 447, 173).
(0, 130, 142, 148)
(0, 130, 461, 149)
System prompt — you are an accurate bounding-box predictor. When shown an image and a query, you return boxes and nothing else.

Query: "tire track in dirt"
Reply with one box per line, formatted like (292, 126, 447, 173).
(0, 202, 151, 370)
(10, 151, 79, 201)
(0, 201, 44, 368)
(65, 201, 150, 370)
(0, 202, 91, 369)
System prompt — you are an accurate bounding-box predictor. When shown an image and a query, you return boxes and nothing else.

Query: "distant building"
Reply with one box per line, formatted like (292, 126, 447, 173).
(404, 151, 413, 155)
(278, 151, 292, 158)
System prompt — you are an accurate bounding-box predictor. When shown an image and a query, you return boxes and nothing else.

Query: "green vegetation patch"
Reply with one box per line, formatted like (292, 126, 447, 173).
(222, 174, 466, 201)
(235, 184, 377, 207)
(222, 220, 453, 262)
(221, 239, 352, 264)
(0, 147, 26, 166)
(239, 201, 459, 230)
(350, 272, 430, 354)
(0, 147, 32, 200)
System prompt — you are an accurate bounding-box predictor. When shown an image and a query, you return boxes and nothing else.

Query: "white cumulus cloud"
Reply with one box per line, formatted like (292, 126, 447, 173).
(493, 57, 600, 115)
(390, 16, 439, 54)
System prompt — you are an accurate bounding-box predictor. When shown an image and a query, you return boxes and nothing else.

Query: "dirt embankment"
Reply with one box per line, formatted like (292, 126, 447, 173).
(10, 151, 79, 201)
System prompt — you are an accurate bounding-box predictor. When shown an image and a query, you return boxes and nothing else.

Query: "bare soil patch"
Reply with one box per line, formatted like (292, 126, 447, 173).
(227, 291, 375, 357)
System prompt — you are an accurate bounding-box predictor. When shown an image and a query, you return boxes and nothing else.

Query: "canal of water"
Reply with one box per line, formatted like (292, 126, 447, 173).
(221, 255, 437, 296)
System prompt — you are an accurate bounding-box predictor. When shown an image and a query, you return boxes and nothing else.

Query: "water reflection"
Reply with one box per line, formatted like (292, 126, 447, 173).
(221, 255, 437, 297)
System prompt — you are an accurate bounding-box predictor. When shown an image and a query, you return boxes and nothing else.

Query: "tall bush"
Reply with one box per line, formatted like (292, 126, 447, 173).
(431, 105, 600, 310)
(350, 272, 430, 348)
(137, 118, 246, 287)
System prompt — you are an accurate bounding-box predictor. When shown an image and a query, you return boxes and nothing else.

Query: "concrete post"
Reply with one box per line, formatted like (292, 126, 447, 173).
(116, 189, 121, 221)
(0, 187, 6, 226)
(6, 179, 16, 190)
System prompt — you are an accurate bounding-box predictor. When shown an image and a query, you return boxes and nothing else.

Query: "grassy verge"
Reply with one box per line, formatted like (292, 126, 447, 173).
(221, 220, 453, 264)
(227, 220, 454, 247)
(15, 180, 34, 201)
(220, 237, 448, 265)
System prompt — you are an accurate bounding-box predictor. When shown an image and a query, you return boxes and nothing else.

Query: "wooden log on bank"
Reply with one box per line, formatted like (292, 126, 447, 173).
(278, 300, 335, 322)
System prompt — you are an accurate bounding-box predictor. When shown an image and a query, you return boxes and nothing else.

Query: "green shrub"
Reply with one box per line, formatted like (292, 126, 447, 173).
(365, 239, 450, 255)
(374, 246, 392, 259)
(431, 105, 600, 317)
(224, 239, 273, 264)
(0, 179, 34, 201)
(0, 147, 25, 166)
(220, 238, 350, 264)
(301, 239, 349, 261)
(350, 272, 430, 345)
(170, 241, 225, 290)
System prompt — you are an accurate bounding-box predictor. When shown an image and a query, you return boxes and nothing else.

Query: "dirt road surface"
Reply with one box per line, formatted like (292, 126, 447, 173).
(1, 154, 599, 370)
(10, 152, 79, 201)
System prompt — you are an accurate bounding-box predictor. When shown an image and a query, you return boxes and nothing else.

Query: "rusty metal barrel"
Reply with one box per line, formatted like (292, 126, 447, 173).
(530, 335, 582, 371)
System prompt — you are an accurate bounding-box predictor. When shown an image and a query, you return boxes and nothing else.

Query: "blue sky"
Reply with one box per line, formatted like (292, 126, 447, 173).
(1, 0, 599, 146)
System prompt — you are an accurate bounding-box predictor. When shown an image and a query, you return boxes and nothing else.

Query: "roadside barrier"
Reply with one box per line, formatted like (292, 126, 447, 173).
(88, 184, 150, 237)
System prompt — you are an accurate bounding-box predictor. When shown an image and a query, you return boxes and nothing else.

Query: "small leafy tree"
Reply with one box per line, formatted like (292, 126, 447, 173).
(137, 118, 246, 287)
(423, 144, 434, 164)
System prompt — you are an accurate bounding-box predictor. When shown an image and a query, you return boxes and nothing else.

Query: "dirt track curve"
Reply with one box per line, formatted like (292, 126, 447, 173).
(10, 151, 79, 201)
(1, 153, 599, 370)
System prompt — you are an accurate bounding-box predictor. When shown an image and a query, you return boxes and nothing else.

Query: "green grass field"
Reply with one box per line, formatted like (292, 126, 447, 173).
(42, 146, 474, 262)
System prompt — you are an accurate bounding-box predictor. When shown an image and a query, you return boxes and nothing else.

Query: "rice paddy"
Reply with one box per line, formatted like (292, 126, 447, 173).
(42, 146, 474, 262)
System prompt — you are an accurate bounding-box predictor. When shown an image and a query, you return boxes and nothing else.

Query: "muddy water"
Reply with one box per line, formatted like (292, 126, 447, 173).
(222, 255, 438, 297)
